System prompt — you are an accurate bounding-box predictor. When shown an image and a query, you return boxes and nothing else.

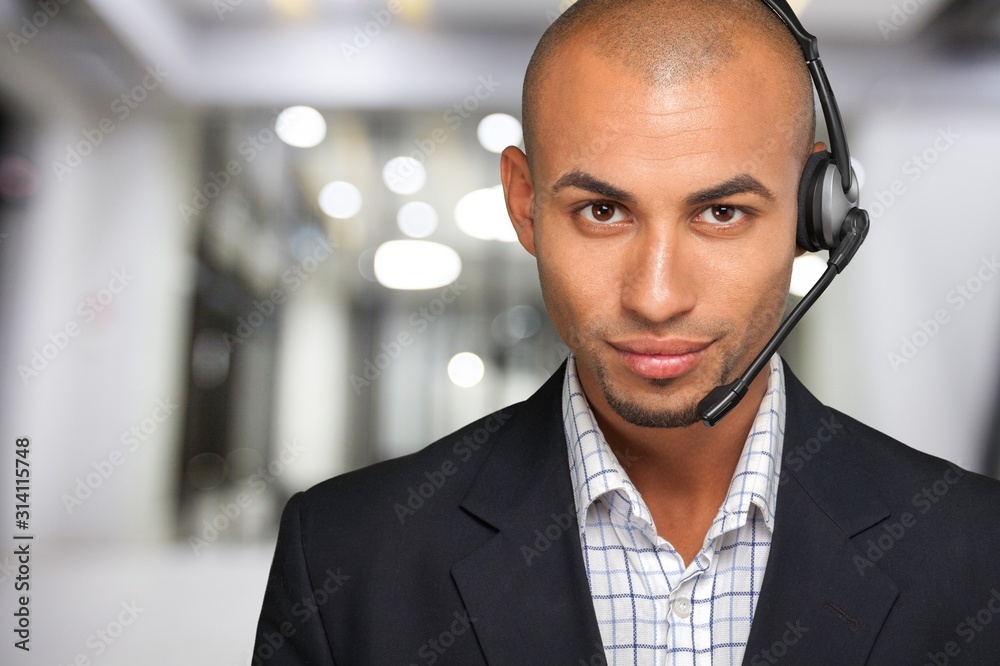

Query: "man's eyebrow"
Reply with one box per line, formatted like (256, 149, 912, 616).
(552, 171, 777, 207)
(552, 170, 636, 204)
(685, 174, 776, 206)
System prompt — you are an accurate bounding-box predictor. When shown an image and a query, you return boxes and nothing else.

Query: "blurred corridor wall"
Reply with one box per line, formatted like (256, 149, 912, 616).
(792, 46, 1000, 475)
(0, 46, 199, 541)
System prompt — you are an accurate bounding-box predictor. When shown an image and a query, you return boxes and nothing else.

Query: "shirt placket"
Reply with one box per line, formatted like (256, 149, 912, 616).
(665, 542, 716, 666)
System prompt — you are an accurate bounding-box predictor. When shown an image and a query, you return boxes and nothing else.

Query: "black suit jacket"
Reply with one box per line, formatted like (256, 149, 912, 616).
(253, 361, 1000, 665)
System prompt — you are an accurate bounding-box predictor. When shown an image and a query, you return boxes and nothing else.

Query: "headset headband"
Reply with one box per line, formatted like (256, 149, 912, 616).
(758, 0, 854, 195)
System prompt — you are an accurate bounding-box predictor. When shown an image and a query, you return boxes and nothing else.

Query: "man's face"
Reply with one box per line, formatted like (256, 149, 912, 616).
(503, 40, 811, 429)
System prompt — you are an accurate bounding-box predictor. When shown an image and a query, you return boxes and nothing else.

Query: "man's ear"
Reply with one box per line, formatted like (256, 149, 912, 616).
(795, 140, 829, 257)
(500, 146, 537, 257)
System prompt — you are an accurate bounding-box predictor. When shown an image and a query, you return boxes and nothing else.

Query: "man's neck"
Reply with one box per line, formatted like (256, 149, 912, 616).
(576, 364, 771, 564)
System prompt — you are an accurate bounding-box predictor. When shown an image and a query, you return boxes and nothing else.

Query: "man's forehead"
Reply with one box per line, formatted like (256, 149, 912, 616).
(539, 42, 783, 123)
(530, 51, 802, 183)
(535, 108, 784, 181)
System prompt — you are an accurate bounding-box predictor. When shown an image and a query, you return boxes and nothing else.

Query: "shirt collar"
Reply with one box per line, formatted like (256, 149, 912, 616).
(562, 353, 786, 542)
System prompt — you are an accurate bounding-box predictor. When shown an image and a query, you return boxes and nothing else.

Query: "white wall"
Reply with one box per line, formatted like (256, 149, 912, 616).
(801, 52, 1000, 473)
(0, 56, 198, 542)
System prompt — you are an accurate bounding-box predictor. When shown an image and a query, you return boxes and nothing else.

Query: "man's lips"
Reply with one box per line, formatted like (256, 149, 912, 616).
(610, 339, 712, 380)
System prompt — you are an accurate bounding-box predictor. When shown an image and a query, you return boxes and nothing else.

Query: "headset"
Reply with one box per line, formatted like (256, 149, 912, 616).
(697, 0, 871, 426)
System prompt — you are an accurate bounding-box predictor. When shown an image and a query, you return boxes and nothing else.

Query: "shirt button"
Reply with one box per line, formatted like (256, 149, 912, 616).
(672, 597, 691, 619)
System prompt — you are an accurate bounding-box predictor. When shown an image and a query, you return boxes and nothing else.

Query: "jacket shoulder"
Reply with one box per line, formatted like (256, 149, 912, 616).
(782, 359, 1000, 513)
(832, 406, 1000, 510)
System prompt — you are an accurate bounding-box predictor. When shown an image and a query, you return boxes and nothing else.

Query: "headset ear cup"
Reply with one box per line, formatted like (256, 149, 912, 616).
(797, 150, 833, 252)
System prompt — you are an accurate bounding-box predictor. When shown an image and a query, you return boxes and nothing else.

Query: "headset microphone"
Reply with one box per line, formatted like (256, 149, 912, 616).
(697, 0, 871, 427)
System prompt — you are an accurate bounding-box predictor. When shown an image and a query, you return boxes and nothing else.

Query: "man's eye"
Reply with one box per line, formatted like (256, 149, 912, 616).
(699, 205, 747, 224)
(578, 202, 627, 224)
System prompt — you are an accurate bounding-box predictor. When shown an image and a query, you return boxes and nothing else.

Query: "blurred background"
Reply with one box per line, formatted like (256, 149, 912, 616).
(0, 0, 999, 663)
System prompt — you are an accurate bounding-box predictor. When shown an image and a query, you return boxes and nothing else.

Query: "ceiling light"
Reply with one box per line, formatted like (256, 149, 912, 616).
(318, 181, 363, 219)
(454, 186, 517, 243)
(448, 352, 485, 388)
(477, 113, 523, 154)
(383, 156, 426, 195)
(397, 201, 438, 238)
(373, 240, 462, 290)
(275, 106, 327, 148)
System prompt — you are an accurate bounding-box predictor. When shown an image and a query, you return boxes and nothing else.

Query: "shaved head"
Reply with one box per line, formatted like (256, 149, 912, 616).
(522, 0, 816, 170)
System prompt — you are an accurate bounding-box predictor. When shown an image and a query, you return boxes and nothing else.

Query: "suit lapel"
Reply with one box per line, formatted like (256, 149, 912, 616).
(452, 362, 606, 665)
(743, 363, 900, 665)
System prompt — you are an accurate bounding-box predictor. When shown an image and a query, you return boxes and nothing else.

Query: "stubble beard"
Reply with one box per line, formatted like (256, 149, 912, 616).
(580, 298, 786, 430)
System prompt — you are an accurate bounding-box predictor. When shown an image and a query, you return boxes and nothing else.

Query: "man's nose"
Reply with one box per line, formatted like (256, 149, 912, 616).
(619, 225, 698, 325)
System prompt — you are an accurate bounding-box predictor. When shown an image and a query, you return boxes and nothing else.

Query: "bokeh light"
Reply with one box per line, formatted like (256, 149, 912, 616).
(447, 352, 485, 388)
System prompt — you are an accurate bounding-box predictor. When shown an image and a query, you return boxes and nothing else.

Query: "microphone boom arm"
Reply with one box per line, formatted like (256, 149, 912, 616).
(697, 208, 870, 427)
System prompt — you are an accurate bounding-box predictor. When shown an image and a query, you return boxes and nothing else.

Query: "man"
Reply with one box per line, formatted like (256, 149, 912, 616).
(253, 1, 1000, 663)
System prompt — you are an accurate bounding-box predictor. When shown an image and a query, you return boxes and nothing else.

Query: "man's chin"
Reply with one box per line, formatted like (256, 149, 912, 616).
(605, 392, 703, 429)
(594, 365, 711, 429)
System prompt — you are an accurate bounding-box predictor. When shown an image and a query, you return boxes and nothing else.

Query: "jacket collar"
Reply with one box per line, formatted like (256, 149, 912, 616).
(741, 362, 899, 665)
(453, 363, 605, 663)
